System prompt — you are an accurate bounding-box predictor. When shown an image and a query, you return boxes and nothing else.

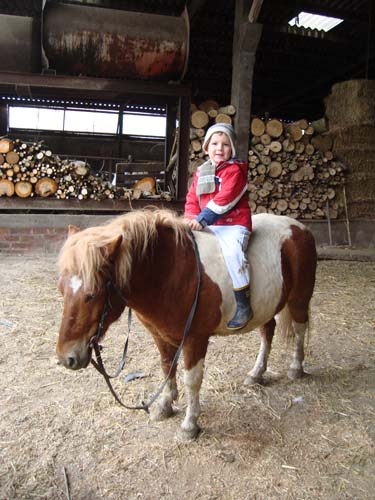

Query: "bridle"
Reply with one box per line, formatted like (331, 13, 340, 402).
(89, 230, 202, 413)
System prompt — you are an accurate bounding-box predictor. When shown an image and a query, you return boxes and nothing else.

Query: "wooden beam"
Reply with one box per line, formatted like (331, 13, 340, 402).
(0, 72, 191, 98)
(248, 0, 264, 23)
(231, 0, 262, 160)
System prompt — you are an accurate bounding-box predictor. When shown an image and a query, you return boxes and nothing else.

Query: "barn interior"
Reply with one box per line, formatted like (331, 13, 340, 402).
(0, 0, 374, 250)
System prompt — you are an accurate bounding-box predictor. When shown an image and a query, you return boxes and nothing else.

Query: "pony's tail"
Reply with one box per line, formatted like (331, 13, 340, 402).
(276, 303, 311, 347)
(276, 304, 294, 345)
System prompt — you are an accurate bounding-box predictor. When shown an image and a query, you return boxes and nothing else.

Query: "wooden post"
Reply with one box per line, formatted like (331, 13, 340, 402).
(0, 104, 7, 135)
(176, 94, 191, 201)
(231, 0, 262, 160)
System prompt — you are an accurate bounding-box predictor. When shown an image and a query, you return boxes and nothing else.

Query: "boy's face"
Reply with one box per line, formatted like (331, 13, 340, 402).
(207, 132, 232, 164)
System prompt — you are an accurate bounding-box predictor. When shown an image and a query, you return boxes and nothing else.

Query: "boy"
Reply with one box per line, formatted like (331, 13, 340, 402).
(184, 123, 253, 330)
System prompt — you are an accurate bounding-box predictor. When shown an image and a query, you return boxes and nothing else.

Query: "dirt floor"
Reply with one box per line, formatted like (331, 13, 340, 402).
(0, 251, 374, 500)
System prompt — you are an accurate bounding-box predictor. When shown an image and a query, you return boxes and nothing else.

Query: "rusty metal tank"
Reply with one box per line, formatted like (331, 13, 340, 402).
(42, 2, 189, 81)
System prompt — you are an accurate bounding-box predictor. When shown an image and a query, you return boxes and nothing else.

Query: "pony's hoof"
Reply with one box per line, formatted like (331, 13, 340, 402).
(150, 404, 175, 421)
(288, 367, 305, 380)
(176, 425, 201, 442)
(243, 375, 263, 386)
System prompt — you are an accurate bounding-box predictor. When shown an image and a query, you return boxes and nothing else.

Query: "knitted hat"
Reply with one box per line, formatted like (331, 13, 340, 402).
(202, 123, 237, 158)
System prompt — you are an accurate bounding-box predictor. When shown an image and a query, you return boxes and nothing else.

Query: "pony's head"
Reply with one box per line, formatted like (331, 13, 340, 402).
(56, 223, 128, 369)
(56, 209, 188, 370)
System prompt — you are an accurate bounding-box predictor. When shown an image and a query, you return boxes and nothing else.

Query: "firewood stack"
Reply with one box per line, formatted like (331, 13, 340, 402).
(0, 138, 169, 201)
(248, 117, 345, 219)
(189, 104, 346, 219)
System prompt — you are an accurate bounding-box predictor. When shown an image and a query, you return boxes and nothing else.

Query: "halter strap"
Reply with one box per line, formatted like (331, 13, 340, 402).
(90, 229, 202, 413)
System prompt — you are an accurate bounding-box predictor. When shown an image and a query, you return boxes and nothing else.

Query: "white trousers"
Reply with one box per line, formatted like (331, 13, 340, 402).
(205, 225, 250, 289)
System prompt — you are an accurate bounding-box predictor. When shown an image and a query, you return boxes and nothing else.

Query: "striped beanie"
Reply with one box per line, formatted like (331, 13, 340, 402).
(202, 123, 237, 158)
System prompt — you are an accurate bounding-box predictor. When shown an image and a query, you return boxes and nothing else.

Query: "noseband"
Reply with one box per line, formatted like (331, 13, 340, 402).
(89, 230, 202, 413)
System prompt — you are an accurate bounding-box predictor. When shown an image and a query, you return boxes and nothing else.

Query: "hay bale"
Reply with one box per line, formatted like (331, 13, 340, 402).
(325, 80, 375, 129)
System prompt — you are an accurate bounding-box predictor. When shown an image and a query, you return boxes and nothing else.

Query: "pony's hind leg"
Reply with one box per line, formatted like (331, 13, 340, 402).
(288, 320, 307, 380)
(244, 318, 276, 385)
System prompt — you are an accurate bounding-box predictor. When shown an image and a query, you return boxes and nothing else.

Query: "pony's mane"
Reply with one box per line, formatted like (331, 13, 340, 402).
(58, 208, 189, 292)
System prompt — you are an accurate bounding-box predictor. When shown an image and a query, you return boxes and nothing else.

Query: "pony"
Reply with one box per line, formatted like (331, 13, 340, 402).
(56, 208, 317, 440)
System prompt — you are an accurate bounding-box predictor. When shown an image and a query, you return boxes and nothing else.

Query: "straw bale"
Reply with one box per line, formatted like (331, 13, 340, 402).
(325, 80, 375, 129)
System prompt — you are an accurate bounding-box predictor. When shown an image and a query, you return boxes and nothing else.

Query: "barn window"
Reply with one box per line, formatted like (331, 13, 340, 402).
(288, 12, 343, 32)
(122, 113, 166, 138)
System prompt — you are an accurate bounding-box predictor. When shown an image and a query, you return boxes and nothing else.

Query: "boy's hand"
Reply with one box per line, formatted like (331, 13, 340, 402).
(188, 219, 203, 231)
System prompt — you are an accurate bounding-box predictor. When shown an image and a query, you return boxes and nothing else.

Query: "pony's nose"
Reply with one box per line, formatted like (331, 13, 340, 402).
(68, 356, 78, 369)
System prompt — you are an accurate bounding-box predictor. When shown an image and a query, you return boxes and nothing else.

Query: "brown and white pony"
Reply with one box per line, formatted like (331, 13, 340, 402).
(56, 208, 317, 440)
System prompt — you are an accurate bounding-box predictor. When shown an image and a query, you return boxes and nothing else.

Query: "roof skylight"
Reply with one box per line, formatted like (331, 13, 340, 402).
(288, 11, 344, 32)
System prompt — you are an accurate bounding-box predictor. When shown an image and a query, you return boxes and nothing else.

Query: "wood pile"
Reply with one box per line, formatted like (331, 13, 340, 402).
(188, 103, 346, 219)
(248, 117, 345, 219)
(0, 138, 171, 201)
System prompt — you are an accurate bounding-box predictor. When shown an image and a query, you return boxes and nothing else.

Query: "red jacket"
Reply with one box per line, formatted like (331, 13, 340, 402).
(185, 159, 252, 230)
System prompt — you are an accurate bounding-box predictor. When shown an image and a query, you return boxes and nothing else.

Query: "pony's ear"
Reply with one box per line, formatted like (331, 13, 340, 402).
(103, 235, 123, 262)
(68, 224, 80, 236)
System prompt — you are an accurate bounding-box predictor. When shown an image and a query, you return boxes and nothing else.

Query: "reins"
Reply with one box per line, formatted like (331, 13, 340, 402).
(89, 229, 202, 414)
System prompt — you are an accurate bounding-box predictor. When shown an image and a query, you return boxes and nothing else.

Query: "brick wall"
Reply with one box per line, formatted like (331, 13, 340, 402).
(0, 227, 67, 253)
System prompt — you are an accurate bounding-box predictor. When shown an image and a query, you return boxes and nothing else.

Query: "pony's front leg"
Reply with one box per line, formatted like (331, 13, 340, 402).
(149, 334, 179, 421)
(244, 318, 275, 385)
(178, 338, 209, 441)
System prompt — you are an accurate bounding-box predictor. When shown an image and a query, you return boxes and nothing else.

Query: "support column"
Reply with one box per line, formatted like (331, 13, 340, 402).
(231, 0, 262, 160)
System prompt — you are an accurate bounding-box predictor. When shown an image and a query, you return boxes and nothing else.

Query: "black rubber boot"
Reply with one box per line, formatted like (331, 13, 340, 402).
(227, 285, 253, 330)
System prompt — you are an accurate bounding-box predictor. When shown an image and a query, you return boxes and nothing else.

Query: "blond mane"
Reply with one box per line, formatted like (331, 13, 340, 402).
(58, 208, 189, 292)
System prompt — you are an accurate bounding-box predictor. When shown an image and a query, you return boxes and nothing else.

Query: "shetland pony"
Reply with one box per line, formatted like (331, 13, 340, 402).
(56, 208, 317, 440)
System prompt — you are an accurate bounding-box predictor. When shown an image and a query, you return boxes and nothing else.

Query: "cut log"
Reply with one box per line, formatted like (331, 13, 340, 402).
(0, 178, 15, 196)
(199, 99, 220, 112)
(287, 123, 303, 141)
(207, 109, 218, 118)
(5, 151, 20, 165)
(269, 141, 282, 153)
(295, 142, 305, 154)
(35, 177, 58, 197)
(215, 113, 232, 124)
(191, 110, 209, 129)
(293, 118, 309, 130)
(289, 199, 299, 210)
(250, 117, 265, 137)
(15, 181, 33, 198)
(260, 134, 271, 145)
(218, 104, 236, 115)
(276, 199, 288, 212)
(282, 138, 295, 152)
(305, 144, 315, 155)
(0, 138, 14, 154)
(265, 119, 283, 138)
(291, 165, 314, 182)
(191, 139, 202, 152)
(0, 154, 4, 165)
(132, 177, 156, 194)
(268, 161, 282, 178)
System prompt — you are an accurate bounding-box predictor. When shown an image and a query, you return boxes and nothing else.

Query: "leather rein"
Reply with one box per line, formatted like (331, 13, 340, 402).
(89, 230, 202, 414)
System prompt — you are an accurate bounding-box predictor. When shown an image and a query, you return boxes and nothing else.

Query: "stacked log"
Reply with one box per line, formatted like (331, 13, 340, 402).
(189, 104, 346, 219)
(248, 117, 345, 219)
(0, 138, 169, 201)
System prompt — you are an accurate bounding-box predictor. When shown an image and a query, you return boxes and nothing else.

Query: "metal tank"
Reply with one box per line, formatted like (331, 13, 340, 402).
(42, 2, 189, 81)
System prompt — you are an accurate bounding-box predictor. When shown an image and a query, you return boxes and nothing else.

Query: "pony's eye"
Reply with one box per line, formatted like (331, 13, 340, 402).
(84, 293, 97, 303)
